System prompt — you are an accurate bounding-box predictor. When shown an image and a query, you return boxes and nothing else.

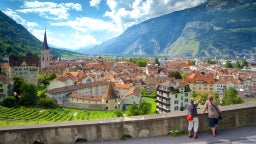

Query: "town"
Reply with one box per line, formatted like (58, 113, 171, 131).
(0, 31, 256, 116)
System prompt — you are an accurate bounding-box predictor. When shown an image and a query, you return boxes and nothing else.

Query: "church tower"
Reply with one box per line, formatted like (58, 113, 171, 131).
(41, 30, 50, 70)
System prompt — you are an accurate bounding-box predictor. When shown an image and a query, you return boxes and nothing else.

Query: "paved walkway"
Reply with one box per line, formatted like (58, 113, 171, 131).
(84, 126, 256, 144)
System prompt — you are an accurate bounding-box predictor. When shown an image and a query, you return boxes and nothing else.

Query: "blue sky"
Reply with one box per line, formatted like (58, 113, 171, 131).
(0, 0, 207, 50)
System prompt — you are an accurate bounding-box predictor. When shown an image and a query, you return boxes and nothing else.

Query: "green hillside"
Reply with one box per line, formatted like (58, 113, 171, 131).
(0, 11, 82, 58)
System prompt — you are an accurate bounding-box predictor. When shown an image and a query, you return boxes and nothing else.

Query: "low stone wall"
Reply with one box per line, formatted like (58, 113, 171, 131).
(0, 102, 256, 144)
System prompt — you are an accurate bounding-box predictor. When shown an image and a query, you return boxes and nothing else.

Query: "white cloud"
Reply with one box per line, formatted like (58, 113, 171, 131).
(48, 32, 100, 49)
(51, 17, 117, 32)
(90, 0, 101, 8)
(104, 0, 207, 32)
(4, 8, 38, 31)
(17, 1, 82, 20)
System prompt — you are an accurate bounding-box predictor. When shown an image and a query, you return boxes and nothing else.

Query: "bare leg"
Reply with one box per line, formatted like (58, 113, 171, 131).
(194, 132, 197, 138)
(211, 127, 216, 137)
(188, 130, 192, 137)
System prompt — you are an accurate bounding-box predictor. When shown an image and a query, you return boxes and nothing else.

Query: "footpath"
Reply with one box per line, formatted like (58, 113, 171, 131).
(84, 126, 256, 144)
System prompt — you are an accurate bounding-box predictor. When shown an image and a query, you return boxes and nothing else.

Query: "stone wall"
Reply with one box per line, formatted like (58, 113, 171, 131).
(0, 102, 256, 144)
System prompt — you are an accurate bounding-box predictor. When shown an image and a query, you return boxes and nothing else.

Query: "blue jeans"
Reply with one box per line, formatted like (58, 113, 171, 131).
(209, 118, 218, 128)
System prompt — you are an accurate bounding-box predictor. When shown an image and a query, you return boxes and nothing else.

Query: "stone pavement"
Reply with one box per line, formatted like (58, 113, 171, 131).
(84, 126, 256, 144)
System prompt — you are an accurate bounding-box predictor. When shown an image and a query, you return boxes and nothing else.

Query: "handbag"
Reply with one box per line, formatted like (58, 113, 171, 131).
(211, 102, 222, 120)
(186, 115, 193, 121)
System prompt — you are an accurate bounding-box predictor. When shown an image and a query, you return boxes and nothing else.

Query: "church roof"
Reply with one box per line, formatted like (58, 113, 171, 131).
(102, 82, 118, 100)
(42, 30, 49, 50)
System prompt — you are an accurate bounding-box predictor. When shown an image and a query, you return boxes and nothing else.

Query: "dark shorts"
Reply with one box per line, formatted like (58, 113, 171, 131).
(209, 118, 218, 127)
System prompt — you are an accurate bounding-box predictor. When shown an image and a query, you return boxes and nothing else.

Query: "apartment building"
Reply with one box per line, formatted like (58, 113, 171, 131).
(156, 79, 191, 113)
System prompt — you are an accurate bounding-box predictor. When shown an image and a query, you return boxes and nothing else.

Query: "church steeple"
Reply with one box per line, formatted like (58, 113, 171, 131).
(42, 30, 49, 50)
(41, 30, 50, 70)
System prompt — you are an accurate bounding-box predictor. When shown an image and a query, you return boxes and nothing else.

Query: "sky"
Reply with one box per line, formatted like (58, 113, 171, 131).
(0, 0, 207, 50)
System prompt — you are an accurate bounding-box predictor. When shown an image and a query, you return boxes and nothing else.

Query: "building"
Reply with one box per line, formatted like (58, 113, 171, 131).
(156, 79, 191, 113)
(102, 82, 119, 110)
(0, 75, 13, 100)
(183, 71, 216, 94)
(119, 87, 141, 110)
(41, 30, 51, 70)
(9, 56, 39, 86)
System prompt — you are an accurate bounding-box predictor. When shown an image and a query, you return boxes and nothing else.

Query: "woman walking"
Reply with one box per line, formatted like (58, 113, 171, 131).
(187, 97, 201, 139)
(201, 95, 221, 137)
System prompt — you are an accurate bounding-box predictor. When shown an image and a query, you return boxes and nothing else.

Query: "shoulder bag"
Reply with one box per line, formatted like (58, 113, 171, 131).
(210, 102, 222, 120)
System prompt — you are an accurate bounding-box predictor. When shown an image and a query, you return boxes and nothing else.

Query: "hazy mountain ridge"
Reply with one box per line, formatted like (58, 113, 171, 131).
(0, 11, 82, 59)
(84, 0, 256, 58)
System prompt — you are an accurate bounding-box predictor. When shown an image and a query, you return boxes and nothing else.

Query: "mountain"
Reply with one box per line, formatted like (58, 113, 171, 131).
(85, 0, 256, 58)
(0, 11, 82, 59)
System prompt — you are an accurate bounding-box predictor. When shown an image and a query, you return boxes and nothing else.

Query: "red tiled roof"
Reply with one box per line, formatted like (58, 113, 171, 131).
(114, 84, 130, 89)
(184, 71, 215, 84)
(124, 87, 140, 97)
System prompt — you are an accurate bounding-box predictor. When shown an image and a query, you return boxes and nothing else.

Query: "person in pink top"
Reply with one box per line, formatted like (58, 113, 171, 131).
(201, 95, 221, 137)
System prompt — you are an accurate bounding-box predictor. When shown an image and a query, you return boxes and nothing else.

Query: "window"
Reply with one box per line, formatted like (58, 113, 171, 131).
(175, 94, 177, 98)
(174, 106, 179, 110)
(185, 93, 188, 97)
(185, 99, 188, 102)
(106, 107, 108, 110)
(0, 89, 3, 92)
(0, 84, 2, 87)
(106, 100, 108, 103)
(174, 100, 178, 104)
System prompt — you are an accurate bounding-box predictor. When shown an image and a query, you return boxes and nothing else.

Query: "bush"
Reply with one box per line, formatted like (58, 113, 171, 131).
(114, 109, 123, 117)
(1, 96, 18, 108)
(39, 98, 57, 108)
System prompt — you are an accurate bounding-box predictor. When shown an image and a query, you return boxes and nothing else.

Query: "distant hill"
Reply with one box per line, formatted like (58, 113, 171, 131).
(85, 0, 256, 58)
(0, 11, 82, 59)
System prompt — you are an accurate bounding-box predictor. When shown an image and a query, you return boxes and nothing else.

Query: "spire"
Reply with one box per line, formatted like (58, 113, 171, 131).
(102, 82, 118, 100)
(42, 30, 49, 50)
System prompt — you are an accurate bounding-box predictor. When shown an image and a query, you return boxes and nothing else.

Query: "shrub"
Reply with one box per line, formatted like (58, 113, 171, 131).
(39, 98, 57, 108)
(114, 109, 123, 117)
(1, 96, 18, 108)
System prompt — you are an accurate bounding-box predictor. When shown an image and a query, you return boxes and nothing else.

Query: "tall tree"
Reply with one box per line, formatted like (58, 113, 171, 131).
(225, 60, 233, 68)
(155, 58, 160, 66)
(13, 77, 25, 96)
(241, 59, 248, 68)
(222, 87, 243, 105)
(20, 83, 38, 106)
(234, 60, 241, 69)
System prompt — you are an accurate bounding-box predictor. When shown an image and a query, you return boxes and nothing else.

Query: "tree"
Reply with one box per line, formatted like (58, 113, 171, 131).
(20, 83, 38, 106)
(39, 72, 57, 86)
(222, 87, 243, 105)
(234, 60, 241, 69)
(168, 71, 182, 79)
(13, 77, 25, 96)
(241, 59, 248, 68)
(225, 60, 233, 68)
(138, 101, 151, 115)
(155, 58, 160, 66)
(126, 101, 151, 116)
(140, 87, 148, 97)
